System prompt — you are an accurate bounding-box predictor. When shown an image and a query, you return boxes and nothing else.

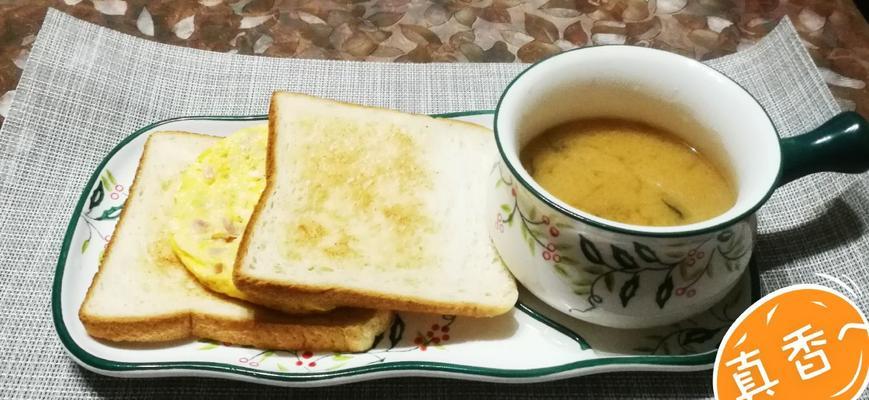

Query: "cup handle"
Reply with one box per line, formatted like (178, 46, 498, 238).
(778, 111, 869, 186)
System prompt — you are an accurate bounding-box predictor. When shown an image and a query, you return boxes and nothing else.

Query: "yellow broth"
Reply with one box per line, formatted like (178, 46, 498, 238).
(520, 118, 736, 226)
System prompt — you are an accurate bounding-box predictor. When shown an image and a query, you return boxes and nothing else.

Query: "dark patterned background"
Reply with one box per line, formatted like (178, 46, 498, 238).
(0, 1, 867, 125)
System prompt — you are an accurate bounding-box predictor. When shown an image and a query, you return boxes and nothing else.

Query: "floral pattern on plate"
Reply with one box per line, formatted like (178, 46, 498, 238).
(53, 112, 759, 386)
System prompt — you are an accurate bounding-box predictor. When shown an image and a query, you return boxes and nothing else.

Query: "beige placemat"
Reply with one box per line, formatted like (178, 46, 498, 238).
(1, 8, 866, 399)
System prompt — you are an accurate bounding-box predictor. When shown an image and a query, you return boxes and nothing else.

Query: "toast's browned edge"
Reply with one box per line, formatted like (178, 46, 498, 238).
(80, 308, 393, 352)
(80, 313, 192, 342)
(193, 310, 393, 352)
(78, 132, 168, 334)
(231, 93, 278, 285)
(233, 92, 516, 318)
(166, 120, 334, 314)
(236, 275, 517, 318)
(79, 130, 391, 352)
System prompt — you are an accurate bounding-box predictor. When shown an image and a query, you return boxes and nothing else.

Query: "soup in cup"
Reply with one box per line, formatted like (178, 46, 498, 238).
(489, 46, 869, 329)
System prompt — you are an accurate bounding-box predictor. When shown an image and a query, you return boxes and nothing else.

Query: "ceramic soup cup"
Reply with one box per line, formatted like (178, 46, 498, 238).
(490, 45, 869, 329)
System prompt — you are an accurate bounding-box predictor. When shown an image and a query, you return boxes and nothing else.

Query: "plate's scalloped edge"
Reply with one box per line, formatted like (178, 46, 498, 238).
(51, 112, 761, 385)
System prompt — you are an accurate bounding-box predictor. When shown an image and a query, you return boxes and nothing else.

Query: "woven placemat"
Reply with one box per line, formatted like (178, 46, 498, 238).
(1, 8, 866, 399)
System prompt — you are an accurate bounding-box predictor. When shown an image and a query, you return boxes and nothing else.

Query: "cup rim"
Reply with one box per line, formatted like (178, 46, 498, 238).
(493, 45, 783, 238)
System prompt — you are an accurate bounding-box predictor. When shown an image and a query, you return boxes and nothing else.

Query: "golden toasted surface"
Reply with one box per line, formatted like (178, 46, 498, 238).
(79, 131, 392, 352)
(283, 117, 436, 271)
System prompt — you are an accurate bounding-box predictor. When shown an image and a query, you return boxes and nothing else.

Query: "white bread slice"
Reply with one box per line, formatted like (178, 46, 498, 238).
(234, 93, 518, 317)
(79, 131, 392, 352)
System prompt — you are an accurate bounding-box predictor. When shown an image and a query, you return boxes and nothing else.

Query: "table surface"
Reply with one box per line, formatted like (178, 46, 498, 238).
(0, 0, 867, 127)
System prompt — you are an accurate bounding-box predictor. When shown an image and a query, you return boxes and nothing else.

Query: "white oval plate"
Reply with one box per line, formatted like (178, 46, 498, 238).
(52, 111, 759, 387)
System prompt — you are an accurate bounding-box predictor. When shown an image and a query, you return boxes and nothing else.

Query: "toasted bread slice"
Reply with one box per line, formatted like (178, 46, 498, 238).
(79, 131, 392, 352)
(234, 93, 518, 317)
(167, 124, 335, 314)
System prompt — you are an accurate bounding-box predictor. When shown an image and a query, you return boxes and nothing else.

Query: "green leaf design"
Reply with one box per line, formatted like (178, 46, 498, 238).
(197, 342, 219, 350)
(604, 273, 615, 292)
(655, 275, 674, 309)
(633, 242, 659, 263)
(95, 205, 123, 220)
(679, 328, 720, 346)
(332, 354, 352, 361)
(619, 274, 640, 307)
(582, 265, 605, 275)
(520, 222, 529, 240)
(579, 235, 603, 264)
(106, 170, 117, 186)
(685, 262, 705, 281)
(553, 264, 568, 277)
(572, 276, 592, 286)
(679, 262, 690, 280)
(100, 176, 111, 191)
(388, 314, 405, 349)
(276, 363, 289, 372)
(81, 238, 90, 253)
(559, 255, 579, 266)
(500, 204, 511, 213)
(526, 234, 535, 254)
(573, 287, 590, 295)
(495, 179, 504, 188)
(554, 243, 572, 251)
(88, 185, 104, 210)
(665, 251, 686, 259)
(555, 222, 571, 228)
(612, 245, 638, 270)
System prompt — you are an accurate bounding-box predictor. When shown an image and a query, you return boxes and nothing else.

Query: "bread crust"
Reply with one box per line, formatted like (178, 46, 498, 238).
(233, 92, 518, 318)
(79, 131, 392, 352)
(235, 275, 516, 317)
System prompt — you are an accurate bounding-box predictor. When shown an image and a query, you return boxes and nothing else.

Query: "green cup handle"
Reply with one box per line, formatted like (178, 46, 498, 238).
(779, 111, 869, 186)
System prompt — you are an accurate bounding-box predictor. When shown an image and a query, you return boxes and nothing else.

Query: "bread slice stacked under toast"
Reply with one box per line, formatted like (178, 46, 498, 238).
(79, 131, 392, 351)
(234, 93, 518, 317)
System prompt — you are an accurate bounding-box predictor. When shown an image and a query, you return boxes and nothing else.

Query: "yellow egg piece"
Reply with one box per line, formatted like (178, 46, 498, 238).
(169, 125, 267, 300)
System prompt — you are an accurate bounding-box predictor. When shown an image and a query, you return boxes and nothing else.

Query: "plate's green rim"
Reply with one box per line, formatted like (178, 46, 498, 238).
(492, 44, 784, 238)
(51, 111, 761, 383)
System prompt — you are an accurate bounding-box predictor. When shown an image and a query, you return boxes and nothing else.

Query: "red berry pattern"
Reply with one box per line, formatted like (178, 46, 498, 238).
(230, 316, 461, 372)
(494, 214, 506, 233)
(533, 215, 562, 263)
(290, 350, 329, 370)
(413, 316, 456, 351)
(109, 183, 125, 200)
(675, 287, 697, 298)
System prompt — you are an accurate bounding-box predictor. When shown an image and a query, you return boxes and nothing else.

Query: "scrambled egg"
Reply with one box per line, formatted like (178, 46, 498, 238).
(169, 125, 267, 300)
